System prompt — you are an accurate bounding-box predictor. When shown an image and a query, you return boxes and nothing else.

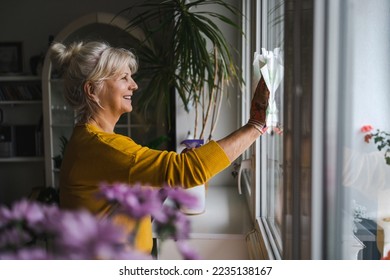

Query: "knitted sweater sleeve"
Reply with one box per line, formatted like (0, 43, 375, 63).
(127, 140, 231, 188)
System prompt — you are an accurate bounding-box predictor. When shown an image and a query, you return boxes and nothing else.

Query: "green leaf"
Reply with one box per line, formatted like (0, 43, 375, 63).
(116, 0, 242, 133)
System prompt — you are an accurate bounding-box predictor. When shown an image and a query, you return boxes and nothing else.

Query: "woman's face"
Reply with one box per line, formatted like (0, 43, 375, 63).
(99, 65, 138, 119)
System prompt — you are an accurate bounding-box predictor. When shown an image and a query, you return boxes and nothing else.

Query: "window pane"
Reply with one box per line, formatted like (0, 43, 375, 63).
(260, 0, 285, 255)
(336, 0, 390, 260)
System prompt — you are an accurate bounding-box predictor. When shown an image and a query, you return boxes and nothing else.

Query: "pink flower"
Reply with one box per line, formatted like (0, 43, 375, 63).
(381, 250, 390, 260)
(364, 134, 373, 143)
(360, 125, 373, 133)
(273, 126, 283, 135)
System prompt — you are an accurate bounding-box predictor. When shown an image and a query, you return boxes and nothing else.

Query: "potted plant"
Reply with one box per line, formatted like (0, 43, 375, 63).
(117, 0, 242, 141)
(117, 0, 242, 214)
(52, 135, 68, 169)
(361, 125, 390, 165)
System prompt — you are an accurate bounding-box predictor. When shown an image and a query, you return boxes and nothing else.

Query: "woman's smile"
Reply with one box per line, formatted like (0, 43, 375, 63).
(123, 94, 132, 101)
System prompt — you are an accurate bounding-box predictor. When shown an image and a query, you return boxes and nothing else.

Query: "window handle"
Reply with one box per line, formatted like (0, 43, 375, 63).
(237, 158, 252, 195)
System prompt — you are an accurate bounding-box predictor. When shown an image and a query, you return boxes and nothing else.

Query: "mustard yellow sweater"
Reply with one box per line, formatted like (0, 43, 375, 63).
(59, 123, 230, 253)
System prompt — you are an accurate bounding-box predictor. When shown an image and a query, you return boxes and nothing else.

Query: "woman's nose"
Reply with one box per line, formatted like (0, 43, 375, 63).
(130, 79, 138, 91)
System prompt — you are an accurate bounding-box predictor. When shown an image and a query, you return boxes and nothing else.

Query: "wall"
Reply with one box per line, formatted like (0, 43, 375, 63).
(0, 0, 133, 73)
(347, 0, 390, 138)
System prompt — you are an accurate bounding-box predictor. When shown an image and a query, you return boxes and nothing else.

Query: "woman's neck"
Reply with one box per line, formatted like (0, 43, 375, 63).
(88, 116, 115, 133)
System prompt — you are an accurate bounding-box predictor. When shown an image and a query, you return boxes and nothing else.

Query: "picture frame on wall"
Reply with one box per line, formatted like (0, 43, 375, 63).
(0, 42, 23, 74)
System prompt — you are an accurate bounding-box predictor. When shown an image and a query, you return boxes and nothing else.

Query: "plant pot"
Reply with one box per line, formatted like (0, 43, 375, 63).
(180, 184, 206, 215)
(53, 156, 62, 169)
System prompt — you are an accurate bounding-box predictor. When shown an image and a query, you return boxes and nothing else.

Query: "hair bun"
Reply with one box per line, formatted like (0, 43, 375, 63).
(50, 42, 83, 70)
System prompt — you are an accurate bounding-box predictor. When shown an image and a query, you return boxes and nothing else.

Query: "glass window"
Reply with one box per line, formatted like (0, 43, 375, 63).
(242, 0, 285, 259)
(259, 0, 285, 258)
(244, 0, 390, 260)
(330, 0, 390, 260)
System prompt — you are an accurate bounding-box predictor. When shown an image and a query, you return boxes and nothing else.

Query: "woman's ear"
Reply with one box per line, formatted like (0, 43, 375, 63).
(84, 81, 94, 97)
(84, 81, 104, 109)
(84, 81, 93, 95)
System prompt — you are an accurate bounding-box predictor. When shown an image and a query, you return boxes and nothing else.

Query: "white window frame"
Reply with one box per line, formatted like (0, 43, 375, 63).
(241, 0, 284, 260)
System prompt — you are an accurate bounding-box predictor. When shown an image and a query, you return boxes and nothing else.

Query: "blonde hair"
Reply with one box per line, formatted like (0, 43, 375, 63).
(49, 41, 138, 123)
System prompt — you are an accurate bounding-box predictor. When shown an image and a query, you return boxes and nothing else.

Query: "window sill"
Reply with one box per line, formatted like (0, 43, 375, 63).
(154, 185, 252, 239)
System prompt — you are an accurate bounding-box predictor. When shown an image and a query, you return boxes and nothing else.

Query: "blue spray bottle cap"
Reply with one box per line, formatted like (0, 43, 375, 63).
(180, 139, 204, 149)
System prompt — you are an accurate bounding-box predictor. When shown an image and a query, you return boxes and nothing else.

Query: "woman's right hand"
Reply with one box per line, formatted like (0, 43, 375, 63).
(248, 77, 270, 133)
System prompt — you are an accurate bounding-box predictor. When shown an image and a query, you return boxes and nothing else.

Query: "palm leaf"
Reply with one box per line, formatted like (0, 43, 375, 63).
(117, 0, 242, 136)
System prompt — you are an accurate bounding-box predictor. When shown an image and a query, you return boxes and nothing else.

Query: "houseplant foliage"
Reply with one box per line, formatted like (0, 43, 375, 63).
(0, 183, 199, 260)
(118, 0, 242, 140)
(361, 125, 390, 165)
(52, 135, 68, 169)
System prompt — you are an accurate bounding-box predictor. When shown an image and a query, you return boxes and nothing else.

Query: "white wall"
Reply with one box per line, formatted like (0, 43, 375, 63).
(346, 0, 390, 147)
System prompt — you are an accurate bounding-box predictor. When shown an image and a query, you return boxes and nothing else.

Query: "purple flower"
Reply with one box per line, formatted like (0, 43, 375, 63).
(0, 227, 31, 249)
(0, 199, 151, 260)
(55, 210, 131, 259)
(0, 199, 46, 227)
(1, 183, 199, 260)
(52, 209, 152, 260)
(159, 186, 199, 209)
(0, 199, 60, 253)
(0, 248, 49, 260)
(99, 183, 163, 220)
(154, 205, 191, 241)
(176, 240, 200, 260)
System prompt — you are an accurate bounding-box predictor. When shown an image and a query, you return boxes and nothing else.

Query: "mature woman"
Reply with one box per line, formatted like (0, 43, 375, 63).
(49, 41, 269, 253)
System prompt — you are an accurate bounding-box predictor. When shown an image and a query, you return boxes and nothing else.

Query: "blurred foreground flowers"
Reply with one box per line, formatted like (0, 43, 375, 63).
(0, 183, 199, 260)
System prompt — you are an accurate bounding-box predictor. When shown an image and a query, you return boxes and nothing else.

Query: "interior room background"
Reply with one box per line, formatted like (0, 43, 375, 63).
(0, 0, 241, 204)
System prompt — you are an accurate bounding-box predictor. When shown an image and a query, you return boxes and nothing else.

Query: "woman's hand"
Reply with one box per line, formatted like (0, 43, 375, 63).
(247, 76, 270, 133)
(216, 76, 270, 162)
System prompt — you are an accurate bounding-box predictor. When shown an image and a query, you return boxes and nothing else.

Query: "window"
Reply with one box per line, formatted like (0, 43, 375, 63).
(243, 0, 390, 260)
(259, 0, 285, 259)
(241, 0, 285, 259)
(325, 0, 390, 260)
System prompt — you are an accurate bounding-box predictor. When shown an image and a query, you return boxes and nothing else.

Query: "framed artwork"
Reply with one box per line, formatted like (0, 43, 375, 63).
(0, 42, 23, 73)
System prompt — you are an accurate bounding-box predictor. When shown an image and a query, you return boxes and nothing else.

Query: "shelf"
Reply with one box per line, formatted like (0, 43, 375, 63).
(0, 157, 44, 163)
(51, 123, 74, 128)
(115, 124, 130, 128)
(49, 78, 64, 83)
(0, 75, 41, 82)
(0, 75, 45, 205)
(0, 100, 42, 105)
(0, 77, 42, 102)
